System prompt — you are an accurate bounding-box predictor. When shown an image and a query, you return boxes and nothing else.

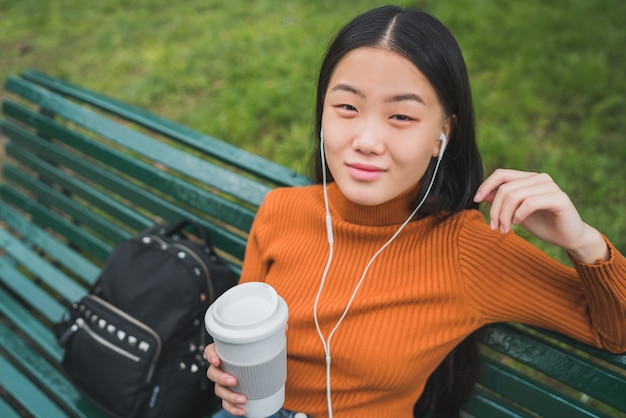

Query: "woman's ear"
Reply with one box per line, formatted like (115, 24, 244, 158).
(443, 114, 456, 141)
(433, 115, 455, 158)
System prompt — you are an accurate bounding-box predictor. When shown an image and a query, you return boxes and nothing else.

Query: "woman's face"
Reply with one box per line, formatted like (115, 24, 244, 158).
(322, 47, 450, 206)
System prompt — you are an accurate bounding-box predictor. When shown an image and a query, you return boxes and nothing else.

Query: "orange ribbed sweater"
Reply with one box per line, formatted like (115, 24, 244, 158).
(239, 183, 626, 417)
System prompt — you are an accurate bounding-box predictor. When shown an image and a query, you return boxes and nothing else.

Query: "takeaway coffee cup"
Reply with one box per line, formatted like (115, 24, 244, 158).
(205, 282, 289, 418)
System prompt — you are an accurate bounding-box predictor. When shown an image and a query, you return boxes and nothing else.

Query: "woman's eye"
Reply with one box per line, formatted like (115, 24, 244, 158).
(336, 104, 357, 112)
(391, 114, 413, 121)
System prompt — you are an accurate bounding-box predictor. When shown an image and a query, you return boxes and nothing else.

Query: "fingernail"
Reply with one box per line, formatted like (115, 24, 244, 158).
(490, 219, 497, 230)
(226, 377, 237, 386)
(236, 396, 247, 404)
(473, 191, 482, 201)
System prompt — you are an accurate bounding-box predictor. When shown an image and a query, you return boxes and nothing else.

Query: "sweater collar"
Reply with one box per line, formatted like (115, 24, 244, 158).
(327, 182, 420, 226)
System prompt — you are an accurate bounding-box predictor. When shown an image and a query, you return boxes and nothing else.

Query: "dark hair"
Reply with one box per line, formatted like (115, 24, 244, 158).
(310, 5, 484, 417)
(312, 5, 483, 221)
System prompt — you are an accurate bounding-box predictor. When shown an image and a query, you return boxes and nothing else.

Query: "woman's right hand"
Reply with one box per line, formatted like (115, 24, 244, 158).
(204, 343, 248, 416)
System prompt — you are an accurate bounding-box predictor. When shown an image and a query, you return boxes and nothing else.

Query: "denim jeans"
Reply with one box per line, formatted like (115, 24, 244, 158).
(212, 408, 306, 418)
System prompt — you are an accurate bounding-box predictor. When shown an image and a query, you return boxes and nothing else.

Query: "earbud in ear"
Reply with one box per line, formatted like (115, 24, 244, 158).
(438, 132, 447, 159)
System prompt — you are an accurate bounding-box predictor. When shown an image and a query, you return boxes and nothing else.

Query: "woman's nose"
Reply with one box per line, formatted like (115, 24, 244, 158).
(351, 125, 385, 155)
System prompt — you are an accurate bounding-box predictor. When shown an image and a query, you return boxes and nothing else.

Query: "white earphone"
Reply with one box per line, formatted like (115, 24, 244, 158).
(438, 132, 447, 160)
(315, 128, 447, 418)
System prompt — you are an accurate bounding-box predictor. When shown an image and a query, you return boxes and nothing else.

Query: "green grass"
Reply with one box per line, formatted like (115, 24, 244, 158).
(435, 0, 626, 258)
(1, 0, 624, 258)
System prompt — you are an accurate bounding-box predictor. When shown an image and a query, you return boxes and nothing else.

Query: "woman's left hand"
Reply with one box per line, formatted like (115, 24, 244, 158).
(474, 169, 609, 264)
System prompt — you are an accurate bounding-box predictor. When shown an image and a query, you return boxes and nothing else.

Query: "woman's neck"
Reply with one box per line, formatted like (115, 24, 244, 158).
(326, 182, 420, 226)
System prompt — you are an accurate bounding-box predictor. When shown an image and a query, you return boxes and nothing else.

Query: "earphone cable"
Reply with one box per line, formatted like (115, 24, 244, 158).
(314, 134, 336, 416)
(315, 134, 444, 418)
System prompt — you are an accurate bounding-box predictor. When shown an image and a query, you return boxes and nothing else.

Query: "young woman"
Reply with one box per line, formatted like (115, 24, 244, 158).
(206, 5, 626, 417)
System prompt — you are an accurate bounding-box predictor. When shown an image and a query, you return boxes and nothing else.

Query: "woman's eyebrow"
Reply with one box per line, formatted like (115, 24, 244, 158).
(385, 93, 426, 106)
(330, 83, 366, 98)
(330, 84, 426, 106)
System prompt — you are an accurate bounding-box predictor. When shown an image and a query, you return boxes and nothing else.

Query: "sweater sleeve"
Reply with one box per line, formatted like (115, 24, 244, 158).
(238, 191, 275, 284)
(568, 237, 626, 352)
(458, 211, 626, 353)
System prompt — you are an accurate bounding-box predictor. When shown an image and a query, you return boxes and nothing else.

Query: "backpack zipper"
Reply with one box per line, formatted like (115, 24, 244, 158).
(75, 317, 141, 363)
(171, 242, 214, 302)
(169, 241, 213, 355)
(86, 295, 162, 383)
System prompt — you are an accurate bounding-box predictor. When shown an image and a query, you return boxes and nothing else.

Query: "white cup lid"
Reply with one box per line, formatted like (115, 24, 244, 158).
(205, 282, 288, 344)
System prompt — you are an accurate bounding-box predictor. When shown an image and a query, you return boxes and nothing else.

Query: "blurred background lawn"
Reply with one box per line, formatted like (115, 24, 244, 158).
(1, 0, 624, 260)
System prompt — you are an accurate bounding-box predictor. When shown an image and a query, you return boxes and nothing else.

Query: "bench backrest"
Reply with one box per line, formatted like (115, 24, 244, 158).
(1, 70, 625, 418)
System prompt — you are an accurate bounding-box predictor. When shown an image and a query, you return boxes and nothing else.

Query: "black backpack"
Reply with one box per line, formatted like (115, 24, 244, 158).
(54, 219, 238, 418)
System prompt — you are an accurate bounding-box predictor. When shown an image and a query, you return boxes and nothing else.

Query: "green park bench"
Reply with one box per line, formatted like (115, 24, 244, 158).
(1, 70, 625, 418)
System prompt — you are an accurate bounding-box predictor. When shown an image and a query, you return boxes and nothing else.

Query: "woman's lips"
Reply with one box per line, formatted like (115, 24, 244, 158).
(347, 162, 386, 181)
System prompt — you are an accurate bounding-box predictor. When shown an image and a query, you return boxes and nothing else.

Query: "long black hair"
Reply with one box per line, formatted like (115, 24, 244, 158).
(313, 5, 483, 221)
(311, 6, 484, 417)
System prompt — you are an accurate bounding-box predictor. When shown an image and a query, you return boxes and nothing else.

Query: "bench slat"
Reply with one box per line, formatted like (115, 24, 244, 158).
(5, 129, 151, 232)
(0, 286, 63, 361)
(479, 356, 610, 418)
(3, 165, 131, 244)
(5, 76, 272, 207)
(0, 228, 85, 302)
(7, 134, 249, 258)
(0, 321, 105, 418)
(540, 328, 626, 368)
(0, 203, 100, 284)
(1, 176, 241, 279)
(465, 389, 531, 418)
(0, 257, 66, 322)
(485, 324, 626, 411)
(4, 144, 248, 268)
(3, 100, 254, 255)
(0, 184, 113, 262)
(0, 355, 69, 418)
(2, 100, 257, 232)
(0, 397, 22, 418)
(21, 68, 312, 188)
